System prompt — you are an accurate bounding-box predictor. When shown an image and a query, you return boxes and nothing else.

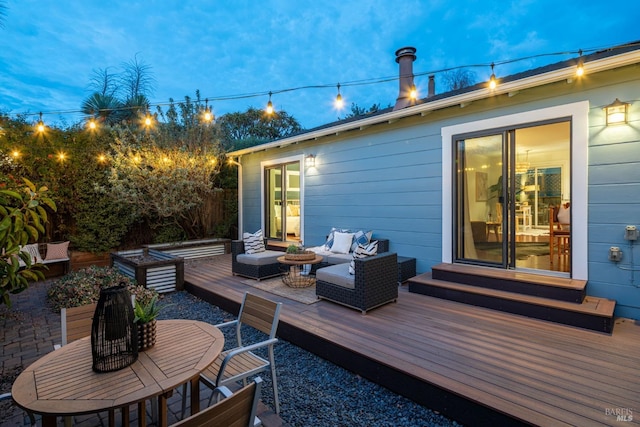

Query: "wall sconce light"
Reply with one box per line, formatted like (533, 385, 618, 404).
(604, 98, 630, 126)
(305, 154, 315, 168)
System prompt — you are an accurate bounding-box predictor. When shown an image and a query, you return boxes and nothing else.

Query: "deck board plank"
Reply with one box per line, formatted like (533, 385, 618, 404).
(184, 255, 640, 426)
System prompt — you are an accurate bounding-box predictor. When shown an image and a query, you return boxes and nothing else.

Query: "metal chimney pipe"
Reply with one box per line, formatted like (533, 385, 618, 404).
(393, 46, 417, 111)
(428, 75, 435, 98)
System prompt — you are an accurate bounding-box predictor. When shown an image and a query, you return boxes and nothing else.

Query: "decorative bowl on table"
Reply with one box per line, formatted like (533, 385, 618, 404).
(284, 250, 315, 261)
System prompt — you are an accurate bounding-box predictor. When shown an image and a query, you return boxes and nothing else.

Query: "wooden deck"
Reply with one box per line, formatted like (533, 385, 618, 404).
(184, 255, 640, 426)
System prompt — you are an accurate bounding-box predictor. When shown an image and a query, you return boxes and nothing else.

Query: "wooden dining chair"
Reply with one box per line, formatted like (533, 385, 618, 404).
(549, 205, 570, 266)
(181, 292, 282, 417)
(51, 303, 97, 426)
(173, 377, 262, 427)
(56, 303, 97, 348)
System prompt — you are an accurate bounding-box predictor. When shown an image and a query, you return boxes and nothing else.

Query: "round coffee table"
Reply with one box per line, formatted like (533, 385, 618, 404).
(277, 255, 324, 288)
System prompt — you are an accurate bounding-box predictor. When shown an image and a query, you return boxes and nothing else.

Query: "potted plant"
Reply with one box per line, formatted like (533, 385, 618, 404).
(284, 243, 315, 261)
(134, 296, 161, 351)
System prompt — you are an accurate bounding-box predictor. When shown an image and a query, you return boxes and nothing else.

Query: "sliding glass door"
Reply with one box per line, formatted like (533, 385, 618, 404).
(265, 161, 301, 242)
(454, 121, 571, 273)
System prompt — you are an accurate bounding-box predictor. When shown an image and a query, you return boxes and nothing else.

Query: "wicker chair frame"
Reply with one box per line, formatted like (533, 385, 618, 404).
(231, 240, 282, 281)
(316, 251, 398, 313)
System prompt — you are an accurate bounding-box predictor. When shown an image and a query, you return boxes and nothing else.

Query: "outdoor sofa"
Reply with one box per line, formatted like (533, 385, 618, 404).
(231, 239, 282, 281)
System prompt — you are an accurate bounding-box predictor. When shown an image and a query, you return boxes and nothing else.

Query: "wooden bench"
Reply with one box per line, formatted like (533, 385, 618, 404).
(38, 242, 71, 277)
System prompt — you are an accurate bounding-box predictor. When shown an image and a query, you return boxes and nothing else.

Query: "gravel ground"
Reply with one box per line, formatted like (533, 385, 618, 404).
(158, 291, 461, 427)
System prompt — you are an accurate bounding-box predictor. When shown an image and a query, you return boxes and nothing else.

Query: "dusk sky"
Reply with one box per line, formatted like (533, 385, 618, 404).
(0, 1, 637, 130)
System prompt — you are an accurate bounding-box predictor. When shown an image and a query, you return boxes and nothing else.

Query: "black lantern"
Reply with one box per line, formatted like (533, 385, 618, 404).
(91, 284, 138, 372)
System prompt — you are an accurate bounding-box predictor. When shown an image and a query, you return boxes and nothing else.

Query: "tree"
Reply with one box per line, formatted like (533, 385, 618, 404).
(80, 55, 155, 125)
(107, 93, 224, 240)
(217, 107, 302, 149)
(81, 93, 123, 126)
(340, 102, 384, 120)
(0, 178, 56, 306)
(441, 68, 477, 91)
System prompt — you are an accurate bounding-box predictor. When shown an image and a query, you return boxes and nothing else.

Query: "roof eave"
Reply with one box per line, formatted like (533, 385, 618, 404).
(227, 49, 640, 158)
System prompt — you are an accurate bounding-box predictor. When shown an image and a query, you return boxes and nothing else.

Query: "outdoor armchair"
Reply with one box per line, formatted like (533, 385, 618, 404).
(181, 292, 282, 416)
(316, 251, 398, 313)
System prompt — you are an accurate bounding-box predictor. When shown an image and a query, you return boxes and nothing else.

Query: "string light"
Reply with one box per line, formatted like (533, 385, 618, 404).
(266, 92, 274, 115)
(409, 84, 418, 100)
(97, 154, 107, 163)
(203, 98, 214, 122)
(144, 112, 153, 127)
(8, 41, 638, 125)
(335, 84, 344, 109)
(11, 150, 20, 159)
(576, 49, 584, 77)
(488, 63, 497, 90)
(36, 112, 45, 133)
(87, 117, 97, 130)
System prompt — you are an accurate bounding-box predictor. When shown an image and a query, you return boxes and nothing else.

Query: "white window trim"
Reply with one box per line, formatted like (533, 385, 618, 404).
(260, 154, 305, 242)
(441, 101, 589, 279)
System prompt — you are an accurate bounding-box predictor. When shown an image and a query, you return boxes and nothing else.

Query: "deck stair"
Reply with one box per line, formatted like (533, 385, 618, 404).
(408, 263, 616, 333)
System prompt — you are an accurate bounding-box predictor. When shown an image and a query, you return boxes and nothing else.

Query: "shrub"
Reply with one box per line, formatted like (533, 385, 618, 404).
(47, 266, 158, 310)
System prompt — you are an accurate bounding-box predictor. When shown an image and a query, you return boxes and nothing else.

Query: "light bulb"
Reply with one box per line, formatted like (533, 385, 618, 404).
(266, 92, 274, 114)
(409, 85, 418, 100)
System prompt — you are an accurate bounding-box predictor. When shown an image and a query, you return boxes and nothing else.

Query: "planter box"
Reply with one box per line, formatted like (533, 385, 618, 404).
(110, 249, 184, 294)
(144, 238, 231, 260)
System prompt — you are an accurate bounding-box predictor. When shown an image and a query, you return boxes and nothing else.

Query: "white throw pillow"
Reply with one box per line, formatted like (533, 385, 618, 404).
(243, 229, 266, 254)
(330, 232, 354, 254)
(21, 243, 43, 264)
(323, 227, 350, 250)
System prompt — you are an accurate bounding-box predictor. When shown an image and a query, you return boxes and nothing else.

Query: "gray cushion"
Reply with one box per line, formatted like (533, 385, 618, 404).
(326, 253, 353, 264)
(237, 250, 281, 266)
(316, 263, 355, 289)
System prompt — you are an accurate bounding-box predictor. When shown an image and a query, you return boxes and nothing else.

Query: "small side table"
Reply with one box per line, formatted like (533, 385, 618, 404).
(397, 256, 416, 285)
(277, 255, 324, 288)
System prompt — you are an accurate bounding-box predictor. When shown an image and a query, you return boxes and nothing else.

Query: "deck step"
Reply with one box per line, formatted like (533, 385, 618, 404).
(408, 272, 615, 333)
(431, 263, 586, 303)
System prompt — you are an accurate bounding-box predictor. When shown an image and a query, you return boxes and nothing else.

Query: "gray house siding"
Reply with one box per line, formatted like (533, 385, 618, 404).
(236, 64, 640, 320)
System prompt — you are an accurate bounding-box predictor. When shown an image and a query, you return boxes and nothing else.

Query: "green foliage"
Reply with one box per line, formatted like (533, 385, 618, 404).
(286, 244, 301, 254)
(67, 132, 136, 252)
(217, 107, 302, 149)
(133, 295, 161, 323)
(46, 266, 157, 310)
(0, 178, 56, 306)
(152, 222, 186, 244)
(107, 96, 223, 239)
(340, 102, 385, 120)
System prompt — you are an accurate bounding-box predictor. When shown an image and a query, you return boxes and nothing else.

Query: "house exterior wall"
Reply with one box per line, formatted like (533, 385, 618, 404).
(237, 64, 640, 319)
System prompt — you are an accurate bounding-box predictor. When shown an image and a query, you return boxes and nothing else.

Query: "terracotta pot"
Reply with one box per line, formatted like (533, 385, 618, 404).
(137, 319, 157, 351)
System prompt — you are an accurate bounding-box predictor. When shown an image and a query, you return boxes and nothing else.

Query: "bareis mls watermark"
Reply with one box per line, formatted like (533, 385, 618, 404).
(605, 407, 633, 422)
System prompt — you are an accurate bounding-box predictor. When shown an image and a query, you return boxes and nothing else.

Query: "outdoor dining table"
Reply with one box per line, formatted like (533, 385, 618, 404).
(12, 319, 224, 427)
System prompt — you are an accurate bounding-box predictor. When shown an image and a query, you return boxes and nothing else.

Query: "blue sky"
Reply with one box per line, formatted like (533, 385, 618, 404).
(0, 0, 637, 130)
